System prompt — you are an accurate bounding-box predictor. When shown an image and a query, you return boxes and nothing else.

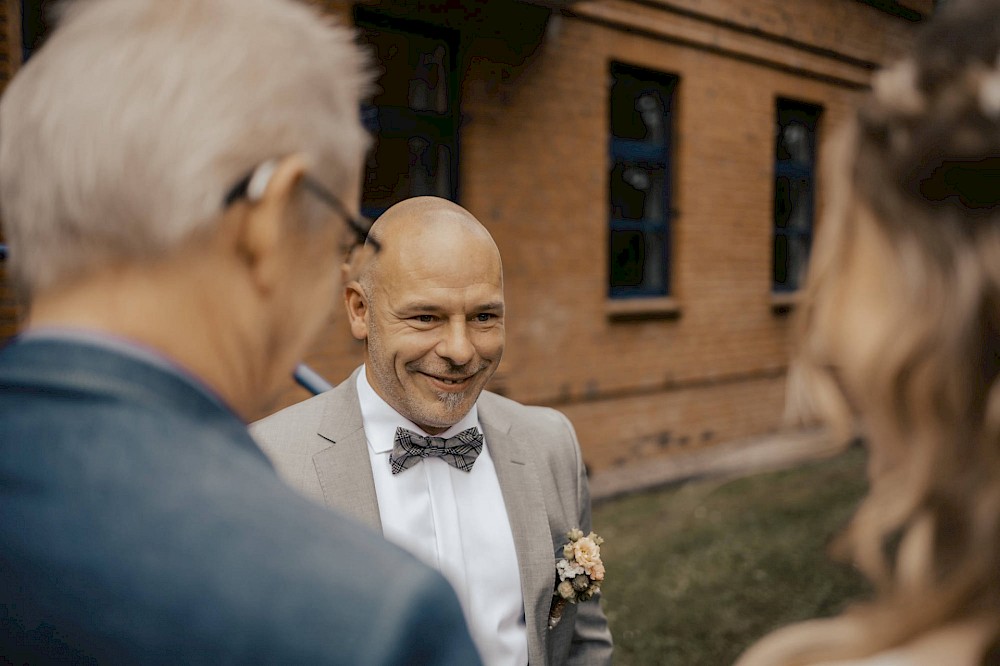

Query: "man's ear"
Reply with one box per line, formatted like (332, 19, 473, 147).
(344, 280, 369, 341)
(234, 154, 309, 294)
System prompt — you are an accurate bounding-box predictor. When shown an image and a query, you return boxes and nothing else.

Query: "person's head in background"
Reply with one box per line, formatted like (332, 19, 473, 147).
(0, 0, 373, 420)
(740, 0, 1000, 664)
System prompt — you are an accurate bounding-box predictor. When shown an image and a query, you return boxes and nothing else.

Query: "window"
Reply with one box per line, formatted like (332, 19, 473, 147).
(773, 99, 822, 293)
(354, 9, 459, 219)
(608, 63, 676, 299)
(21, 0, 55, 63)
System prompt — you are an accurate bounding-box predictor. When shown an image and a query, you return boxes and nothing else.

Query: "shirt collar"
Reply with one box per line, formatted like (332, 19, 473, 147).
(356, 365, 481, 454)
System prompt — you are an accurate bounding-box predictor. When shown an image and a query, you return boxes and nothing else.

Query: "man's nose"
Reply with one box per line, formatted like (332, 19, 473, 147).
(436, 320, 475, 366)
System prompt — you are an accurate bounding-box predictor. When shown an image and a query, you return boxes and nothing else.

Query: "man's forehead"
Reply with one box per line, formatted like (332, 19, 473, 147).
(382, 281, 505, 308)
(374, 230, 502, 281)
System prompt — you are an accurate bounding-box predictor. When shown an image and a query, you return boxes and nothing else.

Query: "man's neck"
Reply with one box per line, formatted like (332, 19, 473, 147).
(27, 260, 262, 420)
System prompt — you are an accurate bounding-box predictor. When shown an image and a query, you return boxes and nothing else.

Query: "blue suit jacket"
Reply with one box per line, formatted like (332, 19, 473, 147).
(0, 337, 481, 665)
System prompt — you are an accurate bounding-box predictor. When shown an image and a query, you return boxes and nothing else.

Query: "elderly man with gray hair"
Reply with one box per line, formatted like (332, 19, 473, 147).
(0, 0, 480, 664)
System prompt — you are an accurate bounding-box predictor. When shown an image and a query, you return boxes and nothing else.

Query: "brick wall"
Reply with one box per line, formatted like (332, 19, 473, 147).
(282, 0, 923, 471)
(0, 1, 922, 470)
(281, 0, 921, 472)
(458, 5, 862, 470)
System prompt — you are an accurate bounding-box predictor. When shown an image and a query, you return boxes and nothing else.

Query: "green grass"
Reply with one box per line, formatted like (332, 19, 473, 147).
(593, 446, 871, 666)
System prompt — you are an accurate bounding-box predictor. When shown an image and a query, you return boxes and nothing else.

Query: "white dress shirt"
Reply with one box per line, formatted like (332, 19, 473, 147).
(357, 369, 529, 666)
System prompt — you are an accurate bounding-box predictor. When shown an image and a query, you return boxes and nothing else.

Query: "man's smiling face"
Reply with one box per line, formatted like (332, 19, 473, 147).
(353, 200, 505, 434)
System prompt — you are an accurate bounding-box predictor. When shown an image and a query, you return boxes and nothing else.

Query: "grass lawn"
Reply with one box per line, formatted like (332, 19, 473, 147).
(592, 445, 871, 665)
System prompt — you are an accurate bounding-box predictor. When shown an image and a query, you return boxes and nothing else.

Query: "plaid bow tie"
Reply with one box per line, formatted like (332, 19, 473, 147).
(389, 426, 484, 475)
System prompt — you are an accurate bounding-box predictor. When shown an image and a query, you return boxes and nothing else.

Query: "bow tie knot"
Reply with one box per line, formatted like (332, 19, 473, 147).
(390, 427, 484, 475)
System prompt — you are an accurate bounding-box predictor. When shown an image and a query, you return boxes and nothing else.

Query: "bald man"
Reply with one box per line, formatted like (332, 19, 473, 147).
(251, 197, 613, 666)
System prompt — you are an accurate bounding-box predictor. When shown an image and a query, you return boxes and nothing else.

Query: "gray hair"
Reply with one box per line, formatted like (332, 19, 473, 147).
(0, 0, 372, 297)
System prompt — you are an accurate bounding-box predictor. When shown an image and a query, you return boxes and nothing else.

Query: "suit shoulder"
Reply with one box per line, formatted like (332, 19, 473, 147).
(251, 389, 330, 436)
(479, 391, 581, 467)
(479, 391, 577, 442)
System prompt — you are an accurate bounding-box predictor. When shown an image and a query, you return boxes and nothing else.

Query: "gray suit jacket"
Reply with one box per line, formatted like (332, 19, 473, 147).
(251, 367, 614, 666)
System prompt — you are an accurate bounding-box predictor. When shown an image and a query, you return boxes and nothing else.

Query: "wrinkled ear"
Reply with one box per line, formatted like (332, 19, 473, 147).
(344, 280, 369, 341)
(234, 154, 309, 294)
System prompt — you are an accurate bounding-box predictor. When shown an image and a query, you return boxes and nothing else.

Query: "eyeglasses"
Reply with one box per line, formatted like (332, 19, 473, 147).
(222, 160, 380, 253)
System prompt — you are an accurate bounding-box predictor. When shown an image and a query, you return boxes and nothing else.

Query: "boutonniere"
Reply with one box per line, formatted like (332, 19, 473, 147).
(548, 528, 605, 629)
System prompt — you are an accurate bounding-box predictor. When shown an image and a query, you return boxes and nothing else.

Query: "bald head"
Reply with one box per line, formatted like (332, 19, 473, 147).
(345, 196, 506, 434)
(359, 196, 502, 293)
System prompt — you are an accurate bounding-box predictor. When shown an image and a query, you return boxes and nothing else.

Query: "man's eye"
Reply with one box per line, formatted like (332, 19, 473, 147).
(475, 313, 496, 322)
(414, 315, 435, 323)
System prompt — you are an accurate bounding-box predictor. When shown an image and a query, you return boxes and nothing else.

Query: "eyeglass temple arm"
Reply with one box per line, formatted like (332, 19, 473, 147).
(294, 363, 333, 395)
(0, 243, 332, 396)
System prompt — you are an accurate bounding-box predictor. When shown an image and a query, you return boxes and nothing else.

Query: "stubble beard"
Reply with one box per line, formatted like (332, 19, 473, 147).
(367, 315, 480, 431)
(434, 389, 470, 415)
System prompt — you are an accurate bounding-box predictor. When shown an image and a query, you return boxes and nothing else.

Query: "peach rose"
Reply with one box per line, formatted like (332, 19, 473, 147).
(588, 562, 605, 581)
(573, 537, 602, 571)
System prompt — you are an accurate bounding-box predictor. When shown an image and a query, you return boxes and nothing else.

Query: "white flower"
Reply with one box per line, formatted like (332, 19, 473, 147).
(551, 528, 607, 619)
(556, 558, 585, 581)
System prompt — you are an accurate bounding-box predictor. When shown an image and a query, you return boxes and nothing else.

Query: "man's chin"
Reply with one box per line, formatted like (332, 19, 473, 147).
(409, 400, 472, 433)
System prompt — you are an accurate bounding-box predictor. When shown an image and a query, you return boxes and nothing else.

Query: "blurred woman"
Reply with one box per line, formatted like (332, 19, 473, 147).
(737, 1, 1000, 664)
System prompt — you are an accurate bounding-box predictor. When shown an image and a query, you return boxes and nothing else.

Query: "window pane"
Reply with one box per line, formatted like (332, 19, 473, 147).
(435, 144, 452, 199)
(641, 230, 668, 293)
(609, 62, 675, 298)
(363, 134, 452, 212)
(787, 234, 810, 290)
(21, 0, 55, 62)
(774, 176, 792, 229)
(611, 87, 667, 144)
(611, 162, 666, 222)
(773, 229, 812, 292)
(610, 229, 667, 293)
(610, 230, 647, 288)
(773, 98, 821, 292)
(409, 44, 449, 113)
(776, 102, 819, 162)
(776, 121, 813, 165)
(362, 29, 450, 113)
(787, 179, 812, 232)
(355, 10, 459, 215)
(773, 234, 789, 289)
(773, 176, 812, 231)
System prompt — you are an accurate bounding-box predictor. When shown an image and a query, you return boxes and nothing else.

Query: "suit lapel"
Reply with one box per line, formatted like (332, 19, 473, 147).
(309, 382, 556, 659)
(312, 369, 383, 533)
(480, 397, 554, 666)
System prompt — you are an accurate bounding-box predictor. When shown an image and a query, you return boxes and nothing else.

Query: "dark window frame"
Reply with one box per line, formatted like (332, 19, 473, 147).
(354, 7, 461, 220)
(20, 0, 55, 64)
(608, 62, 677, 300)
(772, 98, 822, 294)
